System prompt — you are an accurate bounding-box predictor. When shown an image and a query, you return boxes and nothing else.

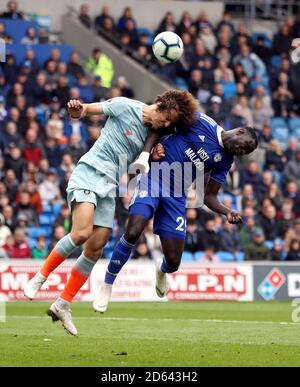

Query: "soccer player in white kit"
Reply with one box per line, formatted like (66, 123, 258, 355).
(24, 90, 199, 335)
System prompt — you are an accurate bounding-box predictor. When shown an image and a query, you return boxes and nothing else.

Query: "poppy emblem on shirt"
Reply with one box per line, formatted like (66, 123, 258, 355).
(124, 129, 133, 136)
(214, 153, 222, 162)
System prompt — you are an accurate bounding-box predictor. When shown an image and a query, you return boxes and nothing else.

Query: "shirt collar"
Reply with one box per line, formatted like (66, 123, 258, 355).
(217, 125, 224, 148)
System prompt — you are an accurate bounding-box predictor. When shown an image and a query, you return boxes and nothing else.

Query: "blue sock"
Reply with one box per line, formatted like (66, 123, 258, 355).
(105, 235, 135, 285)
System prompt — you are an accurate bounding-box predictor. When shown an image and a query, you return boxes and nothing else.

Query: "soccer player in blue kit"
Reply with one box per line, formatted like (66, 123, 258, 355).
(93, 112, 258, 312)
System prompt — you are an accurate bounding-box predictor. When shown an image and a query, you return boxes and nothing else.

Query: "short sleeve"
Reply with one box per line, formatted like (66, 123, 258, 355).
(101, 97, 129, 117)
(210, 156, 233, 184)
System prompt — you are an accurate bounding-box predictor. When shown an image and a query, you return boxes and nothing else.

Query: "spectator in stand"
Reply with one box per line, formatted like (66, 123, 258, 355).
(185, 220, 202, 254)
(9, 228, 31, 259)
(272, 86, 294, 117)
(198, 247, 219, 263)
(216, 11, 235, 35)
(1, 1, 23, 19)
(67, 51, 85, 80)
(0, 22, 13, 43)
(265, 139, 286, 173)
(220, 220, 241, 257)
(285, 181, 300, 217)
(21, 27, 39, 45)
(252, 99, 274, 131)
(271, 238, 285, 261)
(0, 120, 21, 154)
(3, 169, 18, 202)
(78, 4, 92, 29)
(198, 219, 222, 252)
(64, 116, 88, 144)
(38, 169, 62, 205)
(94, 5, 115, 33)
(258, 204, 281, 241)
(284, 150, 300, 187)
(14, 190, 39, 227)
(285, 218, 300, 251)
(272, 24, 293, 56)
(22, 129, 45, 166)
(54, 204, 71, 234)
(116, 76, 134, 99)
(2, 205, 15, 231)
(233, 44, 266, 81)
(285, 137, 299, 162)
(206, 96, 226, 127)
(245, 227, 271, 261)
(241, 161, 261, 188)
(2, 235, 15, 257)
(31, 236, 48, 260)
(86, 48, 114, 89)
(286, 239, 300, 261)
(91, 76, 108, 102)
(176, 11, 193, 36)
(253, 35, 272, 66)
(156, 12, 177, 35)
(0, 213, 11, 247)
(193, 11, 213, 34)
(4, 146, 23, 181)
(117, 7, 136, 33)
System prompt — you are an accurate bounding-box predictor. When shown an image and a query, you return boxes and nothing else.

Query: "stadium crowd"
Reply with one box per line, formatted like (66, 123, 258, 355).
(1, 1, 300, 262)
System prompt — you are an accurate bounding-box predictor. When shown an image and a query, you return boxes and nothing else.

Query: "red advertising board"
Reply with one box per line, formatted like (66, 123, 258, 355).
(167, 266, 253, 301)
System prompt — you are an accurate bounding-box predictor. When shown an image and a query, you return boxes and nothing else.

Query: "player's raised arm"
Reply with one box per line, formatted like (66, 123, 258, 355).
(67, 100, 104, 119)
(130, 130, 166, 174)
(204, 179, 242, 224)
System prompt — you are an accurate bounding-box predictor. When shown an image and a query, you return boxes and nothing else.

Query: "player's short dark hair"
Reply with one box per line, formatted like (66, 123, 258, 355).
(155, 90, 199, 128)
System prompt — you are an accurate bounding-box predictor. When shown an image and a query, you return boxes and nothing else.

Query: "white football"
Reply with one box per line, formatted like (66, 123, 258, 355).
(152, 31, 184, 64)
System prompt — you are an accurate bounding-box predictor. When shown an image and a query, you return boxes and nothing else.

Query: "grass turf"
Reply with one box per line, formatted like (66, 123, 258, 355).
(0, 301, 300, 367)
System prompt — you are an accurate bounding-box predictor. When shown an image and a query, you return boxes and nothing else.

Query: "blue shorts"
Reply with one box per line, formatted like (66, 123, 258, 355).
(130, 174, 186, 240)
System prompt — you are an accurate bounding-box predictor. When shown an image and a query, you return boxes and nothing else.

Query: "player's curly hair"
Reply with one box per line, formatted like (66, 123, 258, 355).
(155, 90, 199, 128)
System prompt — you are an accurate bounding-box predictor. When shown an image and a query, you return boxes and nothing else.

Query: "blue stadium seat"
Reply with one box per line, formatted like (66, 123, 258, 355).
(270, 55, 281, 70)
(28, 238, 37, 249)
(265, 240, 274, 249)
(42, 203, 53, 213)
(0, 18, 39, 43)
(28, 227, 48, 238)
(194, 251, 205, 261)
(271, 118, 289, 144)
(236, 252, 245, 262)
(175, 77, 188, 90)
(6, 44, 73, 66)
(52, 203, 62, 216)
(39, 214, 55, 226)
(137, 28, 153, 45)
(252, 32, 272, 48)
(181, 251, 194, 262)
(288, 117, 300, 134)
(216, 251, 234, 262)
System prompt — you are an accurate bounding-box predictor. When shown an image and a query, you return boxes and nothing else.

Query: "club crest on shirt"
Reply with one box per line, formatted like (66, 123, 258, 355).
(214, 153, 222, 162)
(139, 191, 148, 198)
(124, 129, 133, 136)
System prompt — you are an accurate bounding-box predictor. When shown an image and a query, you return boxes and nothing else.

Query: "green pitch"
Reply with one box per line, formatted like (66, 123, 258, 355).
(0, 301, 300, 367)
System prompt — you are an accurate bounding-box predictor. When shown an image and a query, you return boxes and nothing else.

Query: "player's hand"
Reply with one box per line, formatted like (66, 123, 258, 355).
(152, 143, 165, 161)
(129, 151, 150, 175)
(67, 99, 84, 119)
(226, 211, 243, 224)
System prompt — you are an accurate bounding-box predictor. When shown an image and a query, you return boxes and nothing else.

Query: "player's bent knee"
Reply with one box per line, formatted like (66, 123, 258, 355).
(124, 227, 141, 245)
(71, 229, 93, 245)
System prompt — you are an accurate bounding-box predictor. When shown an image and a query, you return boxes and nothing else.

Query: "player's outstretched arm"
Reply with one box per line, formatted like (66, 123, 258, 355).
(67, 100, 104, 119)
(130, 131, 165, 174)
(204, 179, 242, 224)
